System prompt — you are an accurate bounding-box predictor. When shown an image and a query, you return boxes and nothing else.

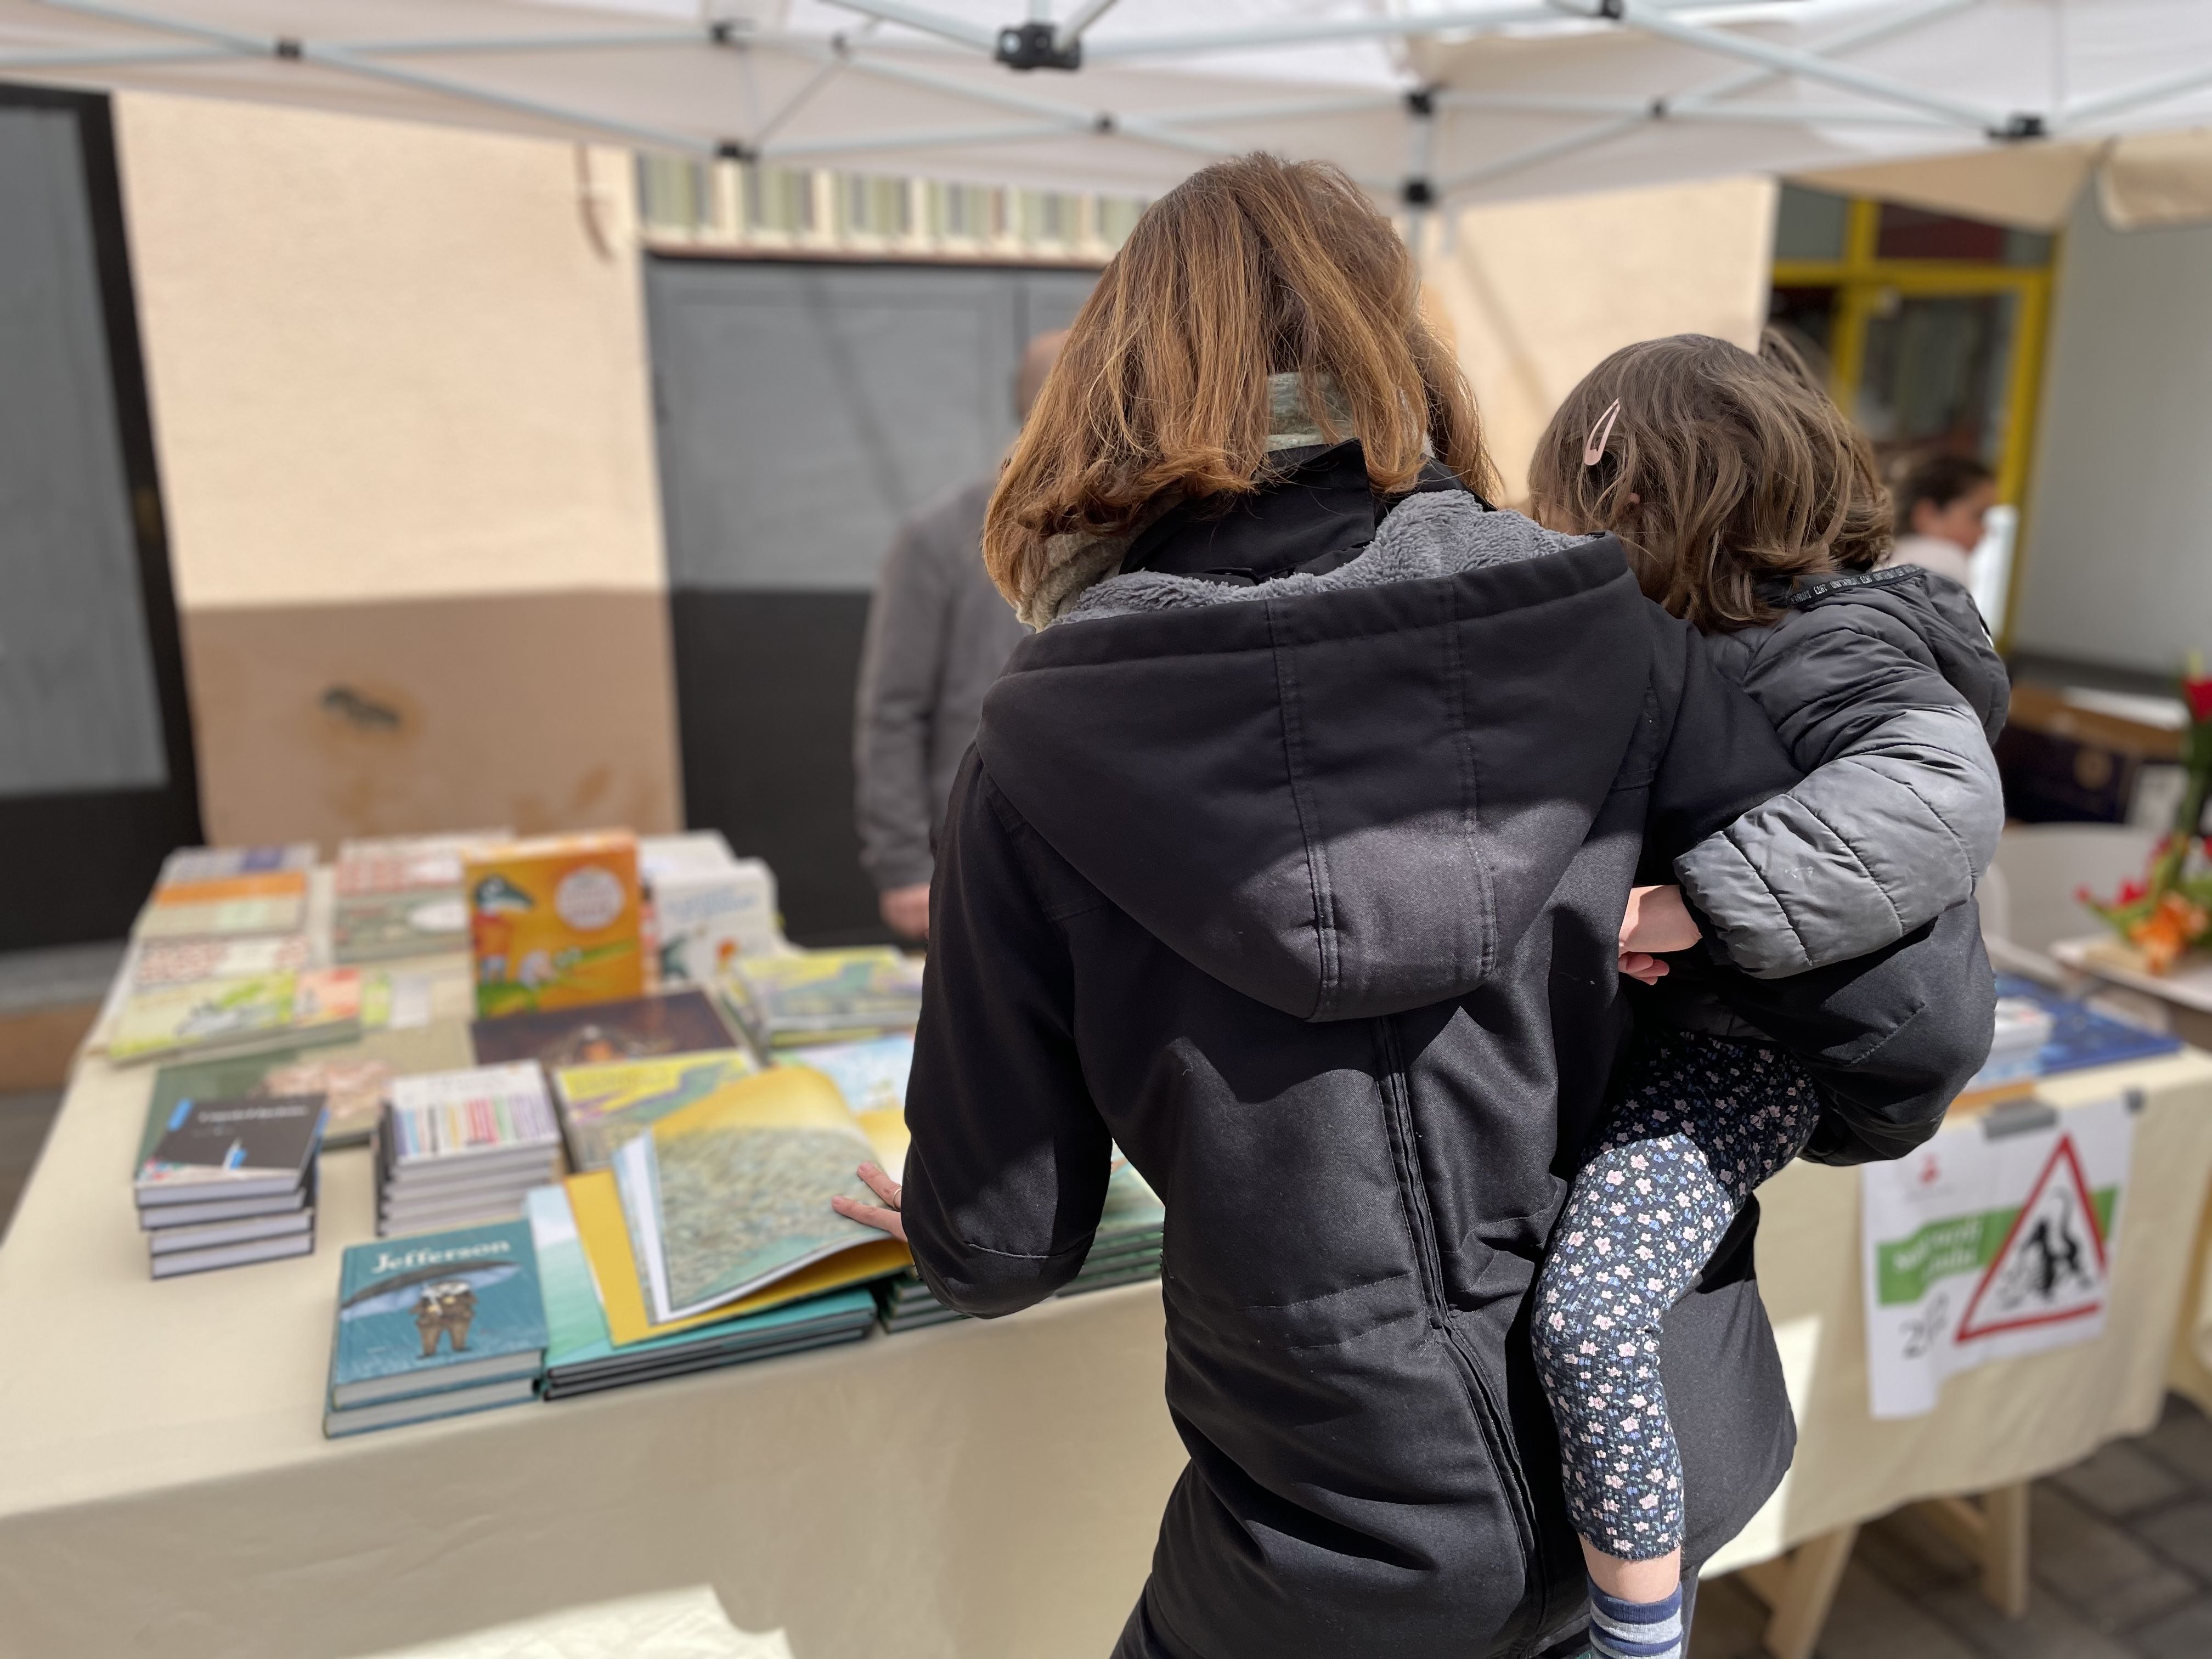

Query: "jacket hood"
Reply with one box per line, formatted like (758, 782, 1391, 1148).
(976, 490, 1659, 1022)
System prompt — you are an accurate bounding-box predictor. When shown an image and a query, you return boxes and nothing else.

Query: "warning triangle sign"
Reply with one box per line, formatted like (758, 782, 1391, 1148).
(1956, 1133, 2112, 1342)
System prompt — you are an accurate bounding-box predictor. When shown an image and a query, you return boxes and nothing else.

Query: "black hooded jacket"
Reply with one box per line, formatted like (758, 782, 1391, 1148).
(900, 453, 1992, 1658)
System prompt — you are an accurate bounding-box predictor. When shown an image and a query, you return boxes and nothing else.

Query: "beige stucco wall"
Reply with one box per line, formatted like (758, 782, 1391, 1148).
(1425, 175, 1779, 503)
(112, 94, 681, 847)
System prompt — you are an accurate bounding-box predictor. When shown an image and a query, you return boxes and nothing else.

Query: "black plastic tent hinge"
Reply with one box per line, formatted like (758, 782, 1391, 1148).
(1402, 177, 1436, 208)
(273, 37, 302, 59)
(1407, 87, 1437, 119)
(715, 139, 756, 163)
(996, 20, 1081, 71)
(1995, 112, 2048, 141)
(1597, 0, 1626, 18)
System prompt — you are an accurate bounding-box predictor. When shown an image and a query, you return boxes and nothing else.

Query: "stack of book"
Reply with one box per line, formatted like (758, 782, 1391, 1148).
(527, 1186, 874, 1399)
(135, 1092, 325, 1278)
(136, 844, 314, 943)
(375, 1064, 566, 1238)
(550, 1048, 761, 1173)
(333, 831, 498, 964)
(325, 1220, 546, 1436)
(721, 949, 925, 1052)
(874, 1163, 1165, 1332)
(639, 832, 782, 988)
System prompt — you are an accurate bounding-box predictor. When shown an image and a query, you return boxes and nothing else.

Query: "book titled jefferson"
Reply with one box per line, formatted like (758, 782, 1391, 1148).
(325, 1220, 546, 1436)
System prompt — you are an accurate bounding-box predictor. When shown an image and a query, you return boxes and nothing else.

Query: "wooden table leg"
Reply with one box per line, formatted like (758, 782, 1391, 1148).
(1736, 1523, 1861, 1659)
(1915, 1483, 2032, 1618)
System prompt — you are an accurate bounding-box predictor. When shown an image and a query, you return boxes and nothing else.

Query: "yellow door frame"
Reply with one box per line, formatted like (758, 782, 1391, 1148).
(1773, 197, 2057, 640)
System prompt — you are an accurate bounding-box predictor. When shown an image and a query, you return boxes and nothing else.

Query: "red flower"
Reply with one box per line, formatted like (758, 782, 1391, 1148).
(2119, 878, 2148, 905)
(2186, 675, 2212, 724)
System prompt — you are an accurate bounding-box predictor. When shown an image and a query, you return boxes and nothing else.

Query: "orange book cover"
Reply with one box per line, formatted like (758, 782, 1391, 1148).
(466, 832, 644, 1018)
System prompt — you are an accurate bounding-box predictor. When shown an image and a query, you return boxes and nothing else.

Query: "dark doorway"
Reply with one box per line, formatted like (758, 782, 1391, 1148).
(645, 255, 1094, 944)
(0, 85, 200, 948)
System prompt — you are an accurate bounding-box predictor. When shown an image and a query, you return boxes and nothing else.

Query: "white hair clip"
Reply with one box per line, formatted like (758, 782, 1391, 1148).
(1582, 399, 1622, 467)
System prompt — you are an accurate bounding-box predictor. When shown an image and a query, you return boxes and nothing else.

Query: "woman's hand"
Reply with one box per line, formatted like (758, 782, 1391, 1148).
(831, 1161, 907, 1244)
(1619, 884, 1701, 984)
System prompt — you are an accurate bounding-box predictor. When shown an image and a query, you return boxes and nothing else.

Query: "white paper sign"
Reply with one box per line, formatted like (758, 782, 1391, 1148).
(1860, 1094, 2136, 1419)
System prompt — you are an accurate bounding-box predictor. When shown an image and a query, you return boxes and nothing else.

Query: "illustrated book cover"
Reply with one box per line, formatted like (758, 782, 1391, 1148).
(723, 949, 923, 1048)
(108, 968, 363, 1066)
(136, 1093, 325, 1203)
(328, 1219, 546, 1411)
(467, 989, 737, 1071)
(465, 831, 642, 1018)
(550, 1049, 761, 1173)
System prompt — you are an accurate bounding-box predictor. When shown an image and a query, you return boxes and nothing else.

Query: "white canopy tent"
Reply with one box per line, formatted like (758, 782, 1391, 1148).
(3, 0, 2212, 227)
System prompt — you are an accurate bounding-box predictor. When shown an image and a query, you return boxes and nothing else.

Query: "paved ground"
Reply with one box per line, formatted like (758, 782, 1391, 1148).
(1, 1083, 2208, 1658)
(1694, 1393, 2212, 1657)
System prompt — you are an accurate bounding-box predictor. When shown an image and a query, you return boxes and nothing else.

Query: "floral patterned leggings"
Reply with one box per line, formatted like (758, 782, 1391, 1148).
(1530, 1031, 1822, 1561)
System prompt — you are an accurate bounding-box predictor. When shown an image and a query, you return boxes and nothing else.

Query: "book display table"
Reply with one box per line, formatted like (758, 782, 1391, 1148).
(6, 972, 2212, 1657)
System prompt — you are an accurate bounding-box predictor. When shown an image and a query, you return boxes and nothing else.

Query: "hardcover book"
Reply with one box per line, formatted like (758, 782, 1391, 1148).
(136, 870, 311, 942)
(146, 1048, 398, 1156)
(328, 1220, 545, 1414)
(723, 949, 924, 1048)
(648, 862, 781, 987)
(467, 989, 737, 1071)
(136, 1093, 325, 1204)
(133, 935, 314, 989)
(465, 832, 643, 1018)
(550, 1049, 761, 1173)
(157, 843, 316, 887)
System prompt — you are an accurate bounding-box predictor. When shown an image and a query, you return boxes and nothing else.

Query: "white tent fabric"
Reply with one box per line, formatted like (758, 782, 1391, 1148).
(3, 0, 2212, 217)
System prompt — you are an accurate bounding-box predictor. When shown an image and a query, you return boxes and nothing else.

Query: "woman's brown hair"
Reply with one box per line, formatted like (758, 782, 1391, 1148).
(1526, 331, 1891, 633)
(984, 154, 1497, 624)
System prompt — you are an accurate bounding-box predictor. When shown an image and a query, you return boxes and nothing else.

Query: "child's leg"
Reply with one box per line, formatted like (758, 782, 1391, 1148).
(1530, 1033, 1820, 1651)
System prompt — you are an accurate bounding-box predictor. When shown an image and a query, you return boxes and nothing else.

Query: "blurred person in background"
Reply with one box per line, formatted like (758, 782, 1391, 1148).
(1882, 452, 1996, 589)
(854, 330, 1068, 941)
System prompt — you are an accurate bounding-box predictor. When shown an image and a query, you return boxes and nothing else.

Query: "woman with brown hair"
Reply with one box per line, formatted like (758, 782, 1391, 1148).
(833, 157, 1989, 1658)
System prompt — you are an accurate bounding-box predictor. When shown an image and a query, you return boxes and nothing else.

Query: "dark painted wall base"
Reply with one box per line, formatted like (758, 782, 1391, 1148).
(669, 588, 893, 949)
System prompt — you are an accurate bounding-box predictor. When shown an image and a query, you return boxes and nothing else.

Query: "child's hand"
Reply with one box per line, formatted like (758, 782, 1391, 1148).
(1618, 885, 1701, 984)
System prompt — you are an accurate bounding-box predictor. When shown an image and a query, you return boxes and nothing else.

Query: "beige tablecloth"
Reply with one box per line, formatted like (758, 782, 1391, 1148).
(6, 1034, 2212, 1655)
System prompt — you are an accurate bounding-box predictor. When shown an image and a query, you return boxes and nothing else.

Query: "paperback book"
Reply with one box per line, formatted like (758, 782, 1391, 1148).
(325, 1219, 545, 1436)
(526, 1185, 872, 1400)
(108, 968, 363, 1066)
(641, 832, 782, 986)
(721, 949, 925, 1049)
(158, 843, 317, 886)
(136, 870, 310, 942)
(467, 989, 738, 1071)
(333, 830, 500, 963)
(133, 935, 314, 990)
(550, 1048, 761, 1173)
(613, 1065, 909, 1325)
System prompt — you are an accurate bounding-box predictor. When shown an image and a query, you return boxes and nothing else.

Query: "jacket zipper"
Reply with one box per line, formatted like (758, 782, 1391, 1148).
(1375, 1015, 1550, 1646)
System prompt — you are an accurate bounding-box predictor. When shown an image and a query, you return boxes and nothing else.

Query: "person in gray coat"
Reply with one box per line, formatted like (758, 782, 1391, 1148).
(853, 330, 1065, 939)
(1523, 332, 2005, 1658)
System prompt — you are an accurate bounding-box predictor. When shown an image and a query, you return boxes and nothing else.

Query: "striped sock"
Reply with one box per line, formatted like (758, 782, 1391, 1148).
(1587, 1581, 1684, 1659)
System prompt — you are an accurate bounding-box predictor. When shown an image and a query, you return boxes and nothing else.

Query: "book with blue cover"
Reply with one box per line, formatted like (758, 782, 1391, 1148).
(325, 1220, 545, 1434)
(1993, 973, 2184, 1076)
(526, 1186, 873, 1398)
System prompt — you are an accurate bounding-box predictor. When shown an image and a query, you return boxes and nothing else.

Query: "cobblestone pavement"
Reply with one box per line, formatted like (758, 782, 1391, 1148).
(1694, 1394, 2212, 1658)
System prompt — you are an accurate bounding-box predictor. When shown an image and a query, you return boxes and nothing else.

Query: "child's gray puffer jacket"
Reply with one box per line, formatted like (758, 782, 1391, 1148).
(1672, 565, 2009, 979)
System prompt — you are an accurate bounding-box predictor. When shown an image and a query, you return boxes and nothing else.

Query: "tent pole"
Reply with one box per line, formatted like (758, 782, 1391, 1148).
(2059, 63, 2212, 129)
(1081, 0, 1722, 62)
(1055, 0, 1121, 53)
(812, 0, 998, 53)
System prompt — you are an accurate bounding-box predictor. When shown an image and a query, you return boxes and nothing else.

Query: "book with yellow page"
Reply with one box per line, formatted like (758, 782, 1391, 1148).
(610, 1066, 909, 1327)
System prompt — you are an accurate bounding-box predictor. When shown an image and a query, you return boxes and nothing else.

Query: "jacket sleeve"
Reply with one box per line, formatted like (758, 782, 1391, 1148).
(1641, 610, 1802, 867)
(853, 516, 953, 893)
(1673, 610, 2004, 979)
(900, 748, 1115, 1317)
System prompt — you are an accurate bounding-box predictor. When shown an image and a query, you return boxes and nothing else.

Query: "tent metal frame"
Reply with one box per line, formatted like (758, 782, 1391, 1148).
(8, 0, 2211, 202)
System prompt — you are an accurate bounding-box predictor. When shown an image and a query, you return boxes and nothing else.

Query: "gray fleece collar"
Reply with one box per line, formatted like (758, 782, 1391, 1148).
(1056, 492, 1582, 625)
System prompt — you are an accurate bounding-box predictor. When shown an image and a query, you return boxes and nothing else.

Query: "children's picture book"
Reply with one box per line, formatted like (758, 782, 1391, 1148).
(1990, 973, 2186, 1076)
(136, 870, 309, 942)
(327, 1220, 546, 1415)
(613, 1065, 908, 1324)
(385, 1063, 562, 1169)
(565, 1169, 904, 1346)
(648, 861, 782, 988)
(334, 831, 500, 964)
(136, 1093, 325, 1204)
(550, 1049, 762, 1173)
(133, 935, 314, 989)
(525, 1184, 873, 1398)
(465, 832, 643, 1018)
(157, 843, 316, 887)
(777, 1033, 914, 1118)
(723, 949, 925, 1048)
(107, 968, 363, 1066)
(467, 989, 737, 1071)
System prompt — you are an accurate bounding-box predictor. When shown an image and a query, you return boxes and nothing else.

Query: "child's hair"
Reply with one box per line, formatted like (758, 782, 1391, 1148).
(1527, 331, 1891, 633)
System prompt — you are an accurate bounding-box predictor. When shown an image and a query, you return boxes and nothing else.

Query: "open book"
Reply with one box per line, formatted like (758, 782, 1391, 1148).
(612, 1065, 909, 1325)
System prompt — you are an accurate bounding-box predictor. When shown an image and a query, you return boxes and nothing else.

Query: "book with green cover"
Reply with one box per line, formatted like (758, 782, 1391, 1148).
(525, 1185, 872, 1398)
(722, 949, 923, 1048)
(108, 969, 362, 1066)
(550, 1049, 761, 1173)
(326, 1220, 545, 1428)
